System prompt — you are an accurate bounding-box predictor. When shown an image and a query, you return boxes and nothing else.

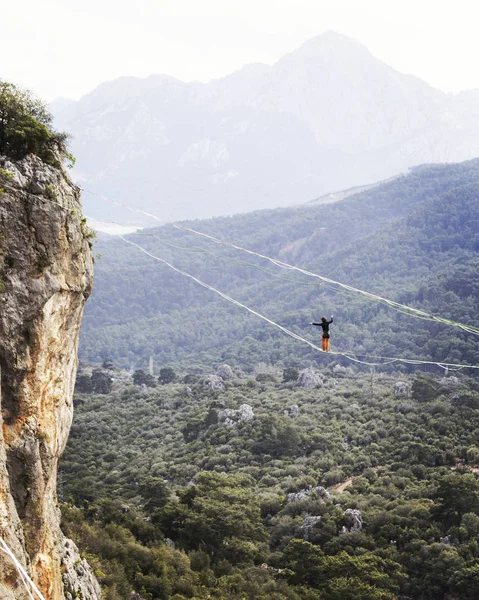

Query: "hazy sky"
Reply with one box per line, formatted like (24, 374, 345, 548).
(3, 0, 478, 100)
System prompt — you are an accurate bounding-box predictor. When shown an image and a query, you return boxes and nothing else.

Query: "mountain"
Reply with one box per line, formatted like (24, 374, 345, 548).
(49, 96, 76, 114)
(79, 158, 479, 371)
(53, 31, 479, 224)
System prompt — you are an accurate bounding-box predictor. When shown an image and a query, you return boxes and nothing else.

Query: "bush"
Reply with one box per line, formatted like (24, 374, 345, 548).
(0, 80, 70, 165)
(133, 369, 157, 387)
(91, 369, 112, 394)
(283, 368, 299, 383)
(411, 374, 438, 402)
(159, 367, 177, 384)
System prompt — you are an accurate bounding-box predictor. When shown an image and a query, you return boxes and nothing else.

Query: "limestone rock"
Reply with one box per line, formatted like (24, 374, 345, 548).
(284, 404, 300, 417)
(61, 539, 101, 600)
(0, 154, 94, 599)
(287, 486, 330, 503)
(302, 515, 321, 531)
(394, 381, 409, 396)
(202, 374, 225, 391)
(297, 367, 325, 389)
(215, 364, 234, 381)
(440, 535, 452, 545)
(344, 508, 363, 531)
(332, 364, 353, 375)
(440, 376, 459, 389)
(218, 403, 254, 426)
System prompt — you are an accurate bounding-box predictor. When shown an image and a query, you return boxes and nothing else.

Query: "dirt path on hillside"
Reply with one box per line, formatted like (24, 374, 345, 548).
(451, 465, 479, 473)
(332, 478, 354, 494)
(331, 467, 382, 495)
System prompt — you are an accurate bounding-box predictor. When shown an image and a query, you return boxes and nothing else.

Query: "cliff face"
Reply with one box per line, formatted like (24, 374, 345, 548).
(0, 155, 97, 599)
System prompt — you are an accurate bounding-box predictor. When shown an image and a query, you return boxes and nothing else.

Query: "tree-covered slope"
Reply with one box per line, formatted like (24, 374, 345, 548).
(61, 366, 479, 600)
(81, 159, 479, 370)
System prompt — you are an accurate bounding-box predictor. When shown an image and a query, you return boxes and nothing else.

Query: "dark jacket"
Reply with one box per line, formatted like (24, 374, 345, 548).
(312, 317, 333, 337)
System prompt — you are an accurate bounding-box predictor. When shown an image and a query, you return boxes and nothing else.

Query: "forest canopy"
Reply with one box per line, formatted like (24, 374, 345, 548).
(62, 366, 479, 600)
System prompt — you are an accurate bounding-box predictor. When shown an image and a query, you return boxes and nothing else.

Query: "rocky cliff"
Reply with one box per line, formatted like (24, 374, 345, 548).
(0, 155, 98, 599)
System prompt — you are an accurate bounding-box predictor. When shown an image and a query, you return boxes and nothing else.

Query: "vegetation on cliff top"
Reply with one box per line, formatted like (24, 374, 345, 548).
(0, 80, 72, 167)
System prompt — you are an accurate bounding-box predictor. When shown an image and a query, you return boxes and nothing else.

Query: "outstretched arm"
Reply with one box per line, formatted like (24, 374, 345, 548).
(310, 322, 321, 326)
(329, 315, 333, 324)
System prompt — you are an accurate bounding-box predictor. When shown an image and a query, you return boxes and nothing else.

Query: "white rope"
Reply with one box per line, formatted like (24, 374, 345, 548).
(80, 188, 479, 337)
(119, 236, 479, 371)
(0, 537, 47, 600)
(172, 223, 479, 337)
(9, 183, 478, 339)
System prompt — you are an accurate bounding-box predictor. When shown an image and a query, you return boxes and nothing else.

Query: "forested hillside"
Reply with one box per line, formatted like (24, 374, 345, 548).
(66, 159, 479, 599)
(80, 158, 479, 372)
(62, 366, 479, 599)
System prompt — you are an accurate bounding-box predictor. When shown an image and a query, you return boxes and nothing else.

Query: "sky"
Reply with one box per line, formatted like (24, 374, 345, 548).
(2, 0, 478, 101)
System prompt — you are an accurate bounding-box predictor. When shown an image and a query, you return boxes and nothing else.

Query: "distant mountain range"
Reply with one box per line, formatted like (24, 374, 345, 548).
(53, 31, 479, 224)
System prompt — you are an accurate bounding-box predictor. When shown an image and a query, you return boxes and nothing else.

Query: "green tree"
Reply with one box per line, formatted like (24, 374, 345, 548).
(158, 367, 177, 384)
(450, 563, 479, 599)
(158, 472, 268, 564)
(75, 373, 93, 394)
(138, 475, 170, 511)
(324, 577, 396, 600)
(411, 374, 438, 402)
(283, 368, 299, 383)
(133, 369, 157, 387)
(282, 540, 404, 598)
(432, 473, 479, 527)
(0, 80, 70, 165)
(91, 369, 112, 394)
(251, 415, 301, 457)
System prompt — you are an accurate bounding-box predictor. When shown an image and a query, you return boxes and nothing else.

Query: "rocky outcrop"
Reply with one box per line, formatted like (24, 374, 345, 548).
(302, 514, 321, 532)
(0, 155, 95, 599)
(284, 404, 300, 417)
(201, 374, 225, 392)
(297, 367, 325, 389)
(287, 486, 330, 503)
(440, 376, 459, 389)
(340, 508, 363, 534)
(61, 539, 101, 600)
(218, 404, 254, 426)
(394, 381, 409, 396)
(215, 364, 234, 381)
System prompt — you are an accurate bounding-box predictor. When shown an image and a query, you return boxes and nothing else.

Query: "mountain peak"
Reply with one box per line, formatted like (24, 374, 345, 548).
(308, 29, 365, 46)
(274, 30, 375, 71)
(295, 30, 369, 53)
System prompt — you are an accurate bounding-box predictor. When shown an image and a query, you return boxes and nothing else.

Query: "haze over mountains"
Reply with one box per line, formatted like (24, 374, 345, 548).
(53, 31, 479, 223)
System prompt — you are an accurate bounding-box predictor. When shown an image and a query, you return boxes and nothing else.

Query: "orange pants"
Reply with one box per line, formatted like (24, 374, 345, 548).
(322, 336, 330, 352)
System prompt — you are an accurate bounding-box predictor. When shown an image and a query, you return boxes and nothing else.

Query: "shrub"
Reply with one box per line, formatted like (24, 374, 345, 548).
(283, 368, 299, 383)
(0, 80, 70, 166)
(159, 367, 177, 384)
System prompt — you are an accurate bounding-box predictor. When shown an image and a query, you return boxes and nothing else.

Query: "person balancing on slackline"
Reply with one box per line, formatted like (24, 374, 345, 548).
(310, 315, 334, 352)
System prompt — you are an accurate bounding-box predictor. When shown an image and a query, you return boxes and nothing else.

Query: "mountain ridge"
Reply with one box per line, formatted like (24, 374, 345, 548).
(53, 31, 479, 224)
